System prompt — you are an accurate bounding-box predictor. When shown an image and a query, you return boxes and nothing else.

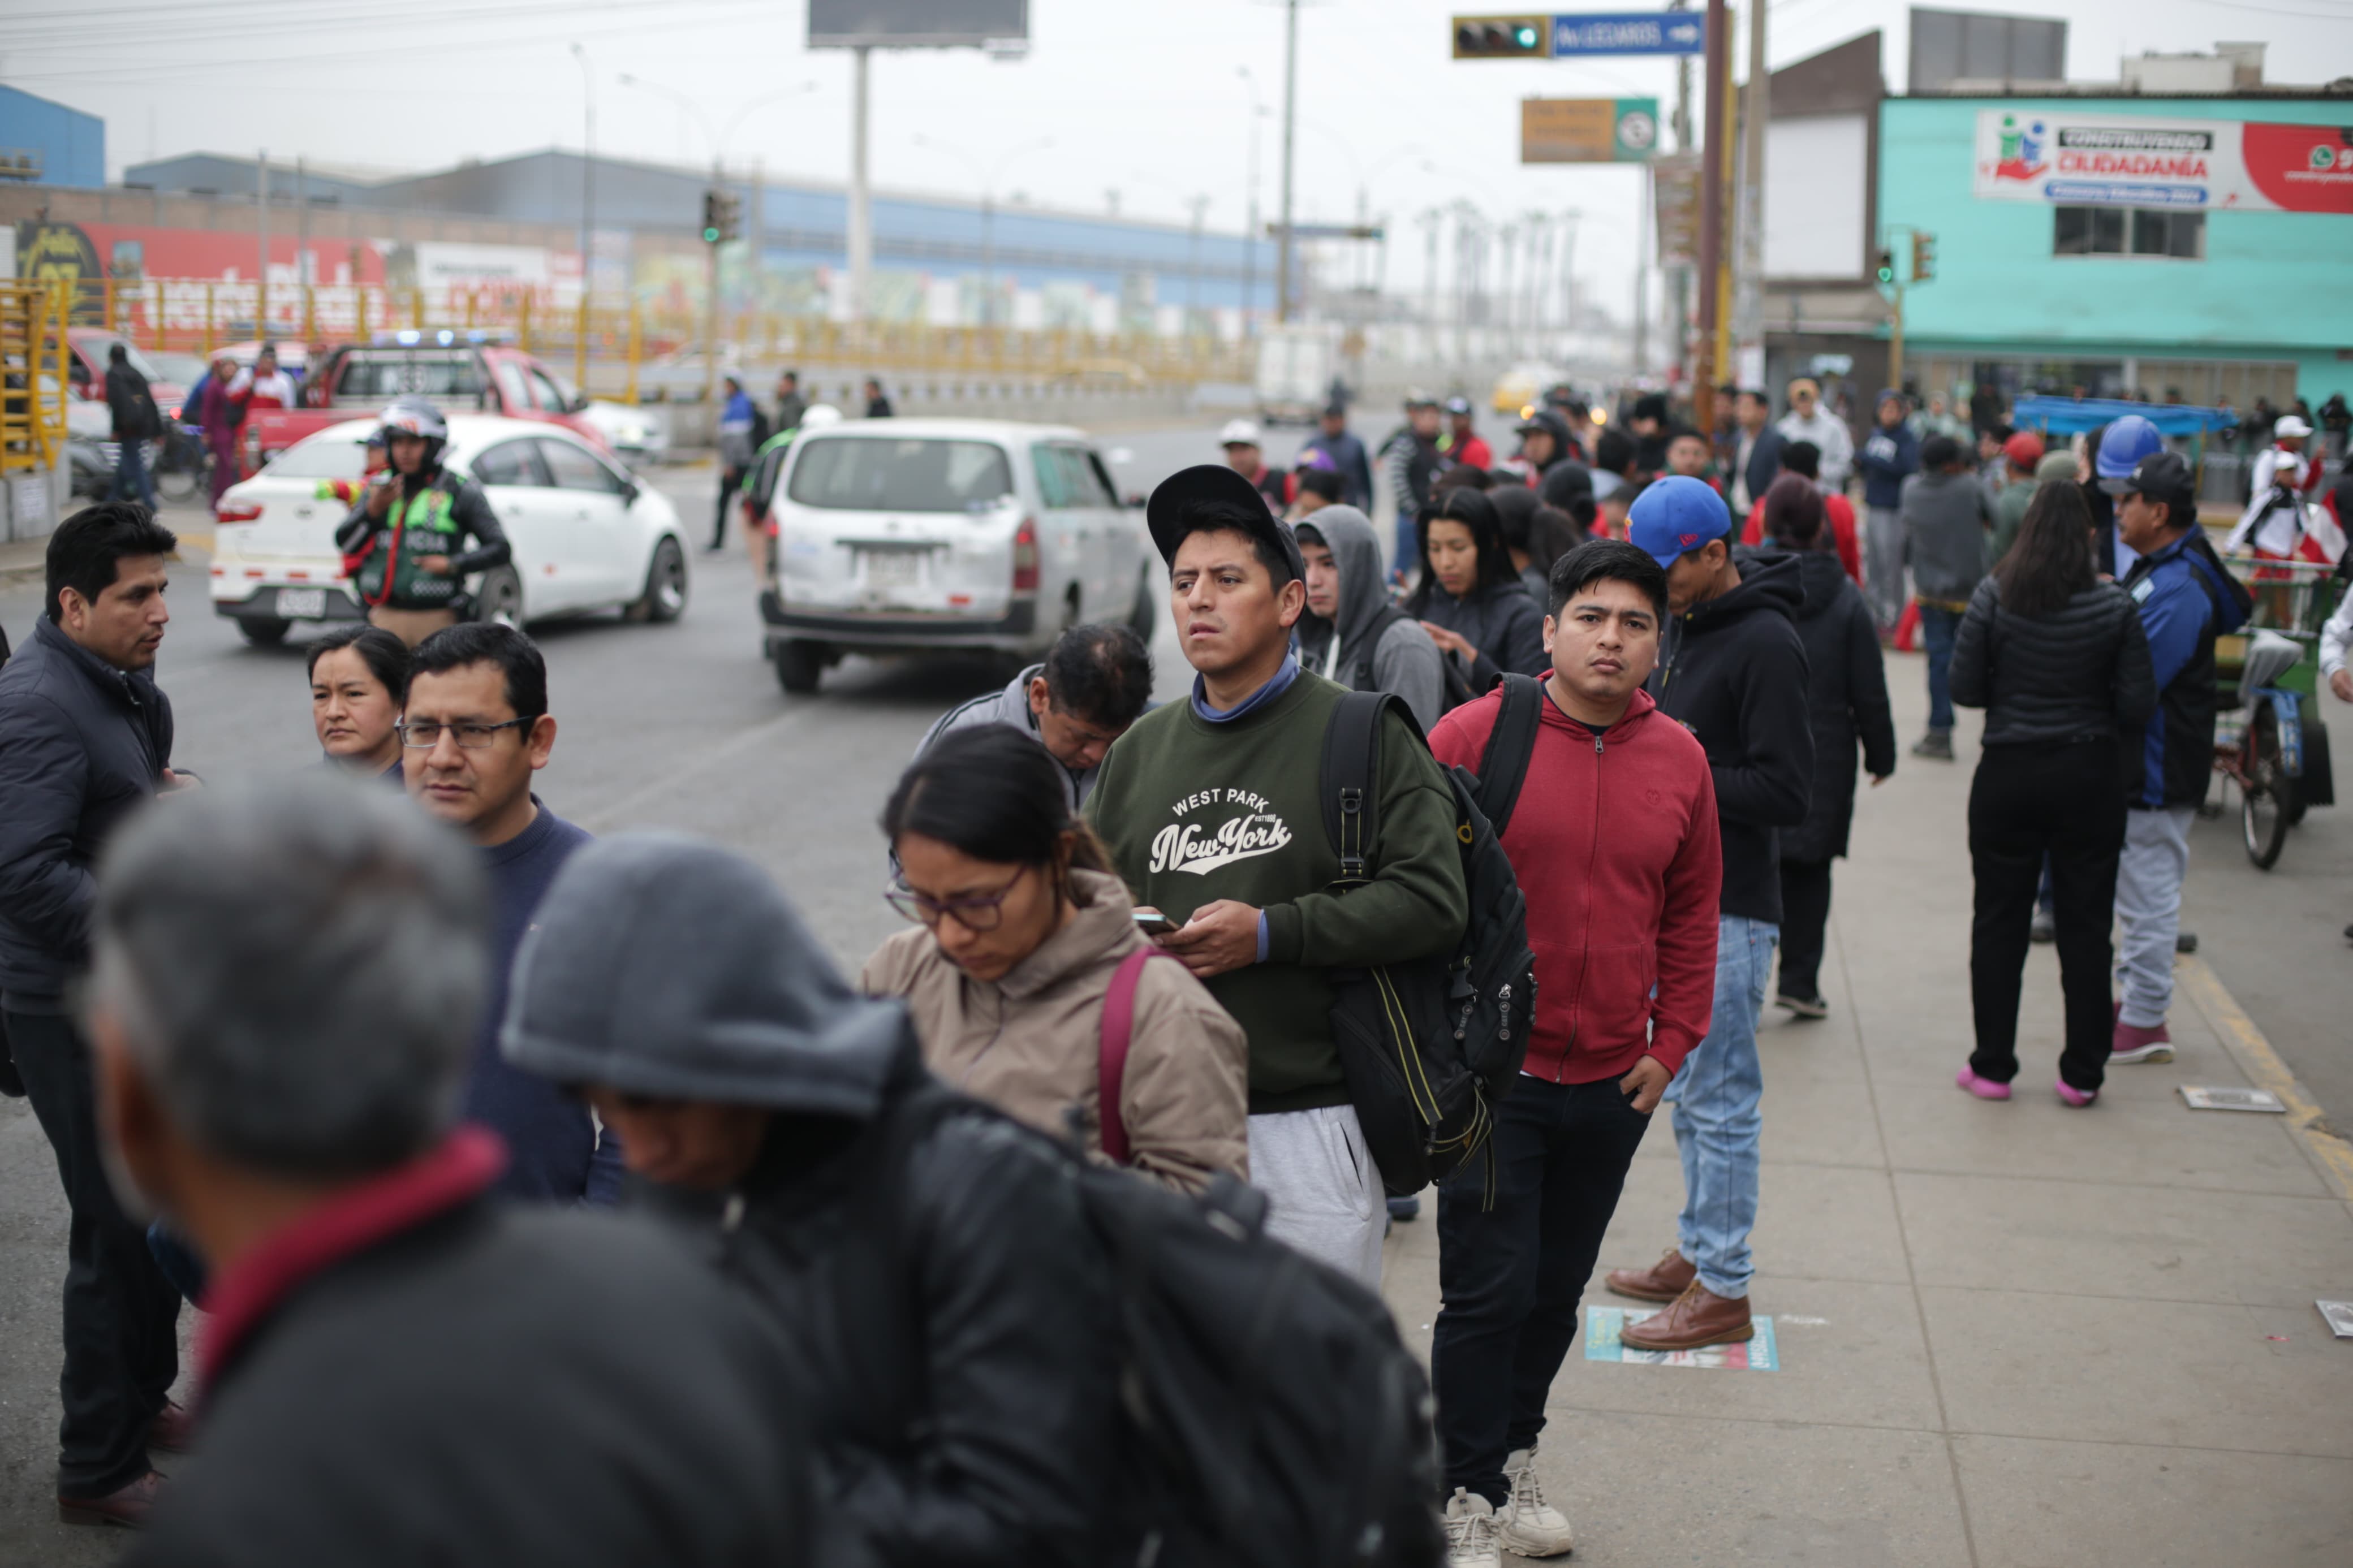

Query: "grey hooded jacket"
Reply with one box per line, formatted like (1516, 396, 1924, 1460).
(1293, 507, 1446, 729)
(502, 834, 1119, 1568)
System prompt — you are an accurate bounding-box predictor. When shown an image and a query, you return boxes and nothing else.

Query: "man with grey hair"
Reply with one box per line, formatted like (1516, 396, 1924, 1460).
(88, 775, 813, 1561)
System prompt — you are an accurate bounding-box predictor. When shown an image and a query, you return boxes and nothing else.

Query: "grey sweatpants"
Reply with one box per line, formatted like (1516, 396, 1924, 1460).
(1865, 504, 1906, 629)
(1248, 1104, 1384, 1288)
(2116, 805, 2195, 1027)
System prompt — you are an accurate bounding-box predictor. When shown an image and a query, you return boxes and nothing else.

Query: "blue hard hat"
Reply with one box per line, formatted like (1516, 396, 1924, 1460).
(2095, 414, 2166, 494)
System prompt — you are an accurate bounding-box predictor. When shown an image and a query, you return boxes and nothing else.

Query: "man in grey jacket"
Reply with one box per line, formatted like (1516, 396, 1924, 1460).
(913, 622, 1152, 809)
(1901, 434, 1994, 759)
(1295, 507, 1446, 729)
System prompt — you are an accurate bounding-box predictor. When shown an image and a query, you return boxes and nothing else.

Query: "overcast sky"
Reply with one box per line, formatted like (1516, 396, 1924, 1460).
(6, 0, 2351, 317)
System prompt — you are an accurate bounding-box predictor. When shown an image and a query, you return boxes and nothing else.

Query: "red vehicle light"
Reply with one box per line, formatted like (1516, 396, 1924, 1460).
(216, 502, 263, 522)
(1012, 516, 1040, 592)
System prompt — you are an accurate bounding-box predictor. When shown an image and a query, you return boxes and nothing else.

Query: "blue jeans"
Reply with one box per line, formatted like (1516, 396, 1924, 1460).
(111, 437, 157, 511)
(1665, 913, 1774, 1299)
(1920, 604, 1961, 732)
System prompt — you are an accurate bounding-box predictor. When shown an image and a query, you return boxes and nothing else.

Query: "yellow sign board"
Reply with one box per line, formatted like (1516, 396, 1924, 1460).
(1521, 97, 1661, 163)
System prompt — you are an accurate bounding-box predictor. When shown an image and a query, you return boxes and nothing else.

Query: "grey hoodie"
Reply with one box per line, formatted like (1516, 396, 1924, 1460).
(1899, 468, 1994, 608)
(914, 662, 1096, 807)
(1293, 507, 1446, 729)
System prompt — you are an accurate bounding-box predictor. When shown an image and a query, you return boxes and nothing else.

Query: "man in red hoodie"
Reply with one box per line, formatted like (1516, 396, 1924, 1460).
(1425, 538, 1722, 1565)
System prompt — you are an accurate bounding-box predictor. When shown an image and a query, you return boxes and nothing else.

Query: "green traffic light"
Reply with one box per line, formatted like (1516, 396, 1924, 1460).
(703, 227, 722, 244)
(1877, 267, 1894, 283)
(1515, 25, 1537, 47)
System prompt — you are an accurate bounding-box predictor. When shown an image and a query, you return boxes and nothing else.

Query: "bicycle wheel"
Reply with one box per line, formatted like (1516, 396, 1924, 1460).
(2242, 706, 2294, 870)
(152, 432, 199, 502)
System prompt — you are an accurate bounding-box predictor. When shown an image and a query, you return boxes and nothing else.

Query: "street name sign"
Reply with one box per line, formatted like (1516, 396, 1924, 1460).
(1552, 12, 1706, 57)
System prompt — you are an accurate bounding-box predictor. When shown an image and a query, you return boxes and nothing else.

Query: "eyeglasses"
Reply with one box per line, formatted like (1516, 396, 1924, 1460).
(397, 718, 529, 749)
(884, 866, 1029, 932)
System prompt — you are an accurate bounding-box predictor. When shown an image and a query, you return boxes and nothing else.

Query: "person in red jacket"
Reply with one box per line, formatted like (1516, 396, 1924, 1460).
(1425, 538, 1721, 1564)
(1740, 438, 1861, 584)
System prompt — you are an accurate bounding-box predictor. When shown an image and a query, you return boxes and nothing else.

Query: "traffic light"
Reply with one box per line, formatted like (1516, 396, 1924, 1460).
(1911, 231, 1937, 283)
(1453, 14, 1549, 58)
(701, 188, 741, 245)
(1874, 246, 1896, 285)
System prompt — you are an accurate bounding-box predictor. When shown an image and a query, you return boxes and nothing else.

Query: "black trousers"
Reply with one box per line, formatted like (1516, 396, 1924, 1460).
(1431, 1075, 1653, 1507)
(1966, 740, 2124, 1094)
(7, 1011, 182, 1496)
(712, 465, 746, 547)
(1777, 857, 1834, 1002)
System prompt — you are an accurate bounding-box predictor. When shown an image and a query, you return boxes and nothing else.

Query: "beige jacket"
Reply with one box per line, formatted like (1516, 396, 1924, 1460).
(860, 870, 1249, 1194)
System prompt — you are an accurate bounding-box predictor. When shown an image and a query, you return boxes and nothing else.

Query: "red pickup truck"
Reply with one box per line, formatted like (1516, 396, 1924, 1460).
(240, 337, 613, 472)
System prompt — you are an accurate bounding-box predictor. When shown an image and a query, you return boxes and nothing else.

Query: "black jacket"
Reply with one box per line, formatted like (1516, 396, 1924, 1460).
(1649, 550, 1813, 923)
(128, 1199, 813, 1568)
(1415, 578, 1548, 693)
(1736, 426, 1787, 511)
(105, 362, 160, 443)
(1780, 549, 1897, 863)
(713, 1040, 1118, 1568)
(1949, 576, 2156, 750)
(0, 617, 171, 1001)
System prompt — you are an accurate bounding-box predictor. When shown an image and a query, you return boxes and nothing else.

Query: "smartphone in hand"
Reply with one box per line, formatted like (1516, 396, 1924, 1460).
(1132, 908, 1178, 936)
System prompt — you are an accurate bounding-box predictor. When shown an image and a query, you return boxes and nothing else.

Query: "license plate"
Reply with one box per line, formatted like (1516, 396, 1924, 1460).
(861, 551, 923, 591)
(276, 587, 327, 618)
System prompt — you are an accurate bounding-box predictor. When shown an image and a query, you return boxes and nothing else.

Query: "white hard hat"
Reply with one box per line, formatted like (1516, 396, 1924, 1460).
(799, 404, 843, 431)
(1219, 418, 1263, 448)
(2273, 414, 2312, 439)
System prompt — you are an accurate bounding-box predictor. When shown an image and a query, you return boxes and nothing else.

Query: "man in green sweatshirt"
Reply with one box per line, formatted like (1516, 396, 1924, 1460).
(1088, 464, 1468, 1286)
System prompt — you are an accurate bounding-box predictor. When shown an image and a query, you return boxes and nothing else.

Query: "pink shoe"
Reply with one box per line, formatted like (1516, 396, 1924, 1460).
(2054, 1079, 2098, 1108)
(2111, 1018, 2173, 1065)
(1955, 1066, 2012, 1100)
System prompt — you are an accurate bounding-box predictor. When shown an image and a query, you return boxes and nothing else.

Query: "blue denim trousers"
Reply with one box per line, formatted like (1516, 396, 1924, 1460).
(1919, 603, 1962, 732)
(1665, 913, 1774, 1299)
(111, 438, 157, 511)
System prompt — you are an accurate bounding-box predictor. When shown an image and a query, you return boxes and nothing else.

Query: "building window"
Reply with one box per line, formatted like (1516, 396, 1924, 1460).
(2054, 206, 2204, 260)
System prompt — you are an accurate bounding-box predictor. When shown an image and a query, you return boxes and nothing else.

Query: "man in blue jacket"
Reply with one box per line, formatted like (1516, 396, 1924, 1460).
(0, 503, 193, 1526)
(1855, 390, 1921, 630)
(2110, 452, 2251, 1067)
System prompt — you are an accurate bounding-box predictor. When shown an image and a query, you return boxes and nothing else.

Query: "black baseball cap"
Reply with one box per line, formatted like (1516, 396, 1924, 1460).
(1145, 464, 1306, 584)
(2119, 451, 2196, 511)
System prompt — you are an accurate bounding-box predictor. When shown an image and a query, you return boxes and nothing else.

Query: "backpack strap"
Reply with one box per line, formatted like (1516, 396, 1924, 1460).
(1097, 948, 1165, 1165)
(1351, 604, 1413, 692)
(1475, 675, 1546, 838)
(1320, 690, 1402, 885)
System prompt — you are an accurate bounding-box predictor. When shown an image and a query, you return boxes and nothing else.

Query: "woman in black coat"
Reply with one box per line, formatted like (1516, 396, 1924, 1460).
(1404, 486, 1547, 699)
(1756, 474, 1897, 1018)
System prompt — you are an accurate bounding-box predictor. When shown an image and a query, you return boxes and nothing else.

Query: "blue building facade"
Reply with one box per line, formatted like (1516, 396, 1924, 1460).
(0, 85, 104, 189)
(1878, 93, 2353, 408)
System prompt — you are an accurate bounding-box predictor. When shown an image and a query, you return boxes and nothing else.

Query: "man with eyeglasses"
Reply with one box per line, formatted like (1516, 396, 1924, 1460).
(401, 622, 622, 1203)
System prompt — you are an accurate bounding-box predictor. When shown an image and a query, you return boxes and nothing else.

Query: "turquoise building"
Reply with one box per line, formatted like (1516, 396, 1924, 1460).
(1877, 93, 2353, 410)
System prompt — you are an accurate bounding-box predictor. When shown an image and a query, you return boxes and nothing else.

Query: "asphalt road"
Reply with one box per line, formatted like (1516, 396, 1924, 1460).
(2, 406, 2348, 1559)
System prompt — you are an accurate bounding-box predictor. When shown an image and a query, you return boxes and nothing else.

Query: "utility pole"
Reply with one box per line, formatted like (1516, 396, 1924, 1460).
(847, 45, 872, 325)
(705, 158, 723, 416)
(1671, 1, 1693, 386)
(1694, 0, 1729, 434)
(1734, 0, 1768, 387)
(256, 150, 268, 337)
(1417, 207, 1442, 343)
(1275, 0, 1300, 322)
(1186, 195, 1209, 332)
(572, 44, 595, 310)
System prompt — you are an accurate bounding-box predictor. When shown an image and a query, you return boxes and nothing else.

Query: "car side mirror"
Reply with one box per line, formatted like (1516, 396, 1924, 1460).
(1126, 492, 1146, 508)
(570, 394, 589, 414)
(621, 478, 641, 506)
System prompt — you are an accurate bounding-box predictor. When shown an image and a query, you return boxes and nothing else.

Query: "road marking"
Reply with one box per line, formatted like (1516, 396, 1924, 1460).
(2178, 953, 2353, 1203)
(174, 530, 216, 554)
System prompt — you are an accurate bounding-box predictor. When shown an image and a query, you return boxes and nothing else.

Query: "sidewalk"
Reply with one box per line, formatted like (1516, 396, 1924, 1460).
(1380, 650, 2353, 1566)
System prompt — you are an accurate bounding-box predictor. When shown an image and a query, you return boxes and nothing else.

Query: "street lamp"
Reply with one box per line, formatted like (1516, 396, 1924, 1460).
(910, 133, 1055, 329)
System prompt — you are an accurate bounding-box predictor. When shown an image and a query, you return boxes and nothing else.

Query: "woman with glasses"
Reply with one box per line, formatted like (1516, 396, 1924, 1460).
(307, 624, 411, 784)
(861, 726, 1248, 1194)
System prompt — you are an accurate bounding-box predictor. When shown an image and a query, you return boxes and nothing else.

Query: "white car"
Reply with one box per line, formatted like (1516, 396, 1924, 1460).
(575, 398, 670, 466)
(759, 418, 1154, 694)
(209, 414, 690, 646)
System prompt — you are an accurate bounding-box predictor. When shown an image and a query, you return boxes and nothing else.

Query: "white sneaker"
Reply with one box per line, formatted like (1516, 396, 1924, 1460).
(1445, 1487, 1503, 1568)
(1497, 1446, 1576, 1558)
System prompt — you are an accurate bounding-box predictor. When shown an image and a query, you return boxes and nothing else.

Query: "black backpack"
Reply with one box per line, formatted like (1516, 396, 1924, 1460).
(839, 1085, 1446, 1568)
(1317, 684, 1540, 1199)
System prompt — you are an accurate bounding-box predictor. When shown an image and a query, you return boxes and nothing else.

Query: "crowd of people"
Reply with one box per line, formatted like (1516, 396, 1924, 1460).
(0, 357, 2332, 1566)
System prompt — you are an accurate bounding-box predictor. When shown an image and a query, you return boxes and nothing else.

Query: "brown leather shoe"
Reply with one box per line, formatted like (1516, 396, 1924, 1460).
(148, 1398, 194, 1455)
(1619, 1281, 1754, 1351)
(1604, 1247, 1695, 1303)
(58, 1470, 162, 1529)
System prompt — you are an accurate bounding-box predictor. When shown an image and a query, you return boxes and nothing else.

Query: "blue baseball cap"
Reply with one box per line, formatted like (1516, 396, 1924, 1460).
(1626, 476, 1734, 569)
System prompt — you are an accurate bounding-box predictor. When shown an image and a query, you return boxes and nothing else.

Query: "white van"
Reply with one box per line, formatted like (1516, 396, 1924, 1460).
(757, 419, 1156, 694)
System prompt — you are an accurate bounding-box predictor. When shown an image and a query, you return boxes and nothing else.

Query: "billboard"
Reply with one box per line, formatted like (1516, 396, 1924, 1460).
(1974, 109, 2353, 213)
(1522, 97, 1660, 163)
(1651, 153, 1700, 269)
(1910, 7, 2066, 92)
(808, 0, 1027, 47)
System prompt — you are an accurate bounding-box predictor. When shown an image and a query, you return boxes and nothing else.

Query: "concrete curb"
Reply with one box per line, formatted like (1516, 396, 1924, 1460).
(2178, 952, 2353, 1203)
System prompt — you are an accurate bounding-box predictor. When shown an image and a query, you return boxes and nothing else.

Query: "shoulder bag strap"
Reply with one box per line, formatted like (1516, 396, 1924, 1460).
(1097, 948, 1163, 1165)
(1475, 673, 1546, 837)
(1320, 690, 1398, 885)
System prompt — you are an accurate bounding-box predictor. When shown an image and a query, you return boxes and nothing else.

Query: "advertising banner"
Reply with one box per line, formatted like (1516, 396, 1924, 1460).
(1522, 97, 1661, 163)
(1974, 109, 2353, 213)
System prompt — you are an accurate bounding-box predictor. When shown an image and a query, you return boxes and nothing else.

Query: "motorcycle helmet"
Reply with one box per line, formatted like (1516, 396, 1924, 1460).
(378, 398, 449, 470)
(2095, 413, 2165, 496)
